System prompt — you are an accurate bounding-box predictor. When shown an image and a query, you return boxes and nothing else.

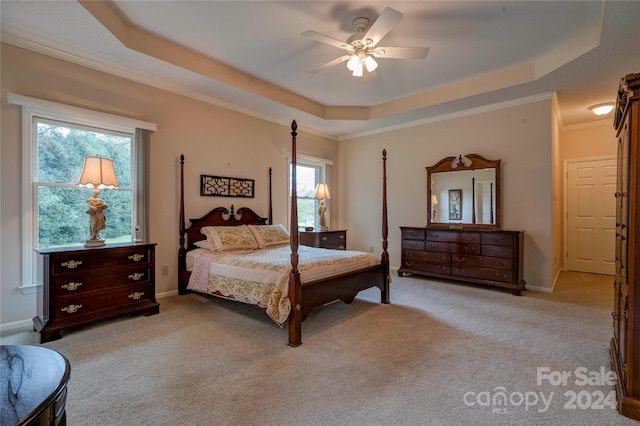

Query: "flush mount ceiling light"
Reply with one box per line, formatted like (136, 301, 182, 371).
(302, 7, 429, 81)
(589, 103, 615, 116)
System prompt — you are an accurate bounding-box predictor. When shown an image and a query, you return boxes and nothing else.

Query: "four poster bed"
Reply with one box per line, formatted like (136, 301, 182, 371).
(178, 120, 390, 346)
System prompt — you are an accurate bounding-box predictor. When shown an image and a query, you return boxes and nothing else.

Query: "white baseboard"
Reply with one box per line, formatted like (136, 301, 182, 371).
(0, 319, 33, 336)
(524, 284, 554, 293)
(157, 290, 178, 298)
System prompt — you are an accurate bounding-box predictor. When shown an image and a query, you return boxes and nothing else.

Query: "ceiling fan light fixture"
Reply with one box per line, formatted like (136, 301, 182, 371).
(589, 103, 615, 116)
(346, 55, 360, 72)
(364, 55, 378, 72)
(352, 63, 363, 77)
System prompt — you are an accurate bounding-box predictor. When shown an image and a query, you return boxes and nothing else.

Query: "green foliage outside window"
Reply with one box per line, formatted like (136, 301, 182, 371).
(293, 164, 321, 230)
(36, 122, 133, 247)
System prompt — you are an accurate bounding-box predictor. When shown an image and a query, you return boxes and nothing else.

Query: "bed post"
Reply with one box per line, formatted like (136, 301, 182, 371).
(288, 120, 303, 347)
(381, 149, 390, 304)
(268, 167, 273, 225)
(178, 154, 188, 295)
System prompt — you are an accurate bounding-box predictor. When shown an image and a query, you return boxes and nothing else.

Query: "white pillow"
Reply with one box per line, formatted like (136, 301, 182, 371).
(193, 240, 210, 250)
(200, 225, 259, 252)
(247, 224, 290, 249)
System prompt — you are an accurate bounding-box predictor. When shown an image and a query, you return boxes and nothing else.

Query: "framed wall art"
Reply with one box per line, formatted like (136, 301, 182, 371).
(200, 175, 255, 198)
(449, 189, 462, 220)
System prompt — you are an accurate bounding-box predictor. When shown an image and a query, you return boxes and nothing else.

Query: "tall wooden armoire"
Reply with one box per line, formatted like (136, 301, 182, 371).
(611, 72, 640, 421)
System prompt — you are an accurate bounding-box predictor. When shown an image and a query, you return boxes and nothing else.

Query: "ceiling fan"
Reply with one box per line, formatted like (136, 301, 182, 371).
(302, 7, 429, 81)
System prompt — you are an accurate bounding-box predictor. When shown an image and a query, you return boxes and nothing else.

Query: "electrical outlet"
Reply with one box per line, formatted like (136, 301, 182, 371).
(161, 265, 169, 276)
(369, 246, 374, 253)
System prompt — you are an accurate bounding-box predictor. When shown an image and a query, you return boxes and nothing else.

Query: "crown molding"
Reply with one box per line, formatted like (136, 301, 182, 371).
(339, 92, 556, 141)
(1, 32, 339, 141)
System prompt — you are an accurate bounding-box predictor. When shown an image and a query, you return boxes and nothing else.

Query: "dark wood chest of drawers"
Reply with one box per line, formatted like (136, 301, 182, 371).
(610, 73, 640, 420)
(34, 242, 160, 343)
(398, 227, 525, 295)
(300, 230, 347, 250)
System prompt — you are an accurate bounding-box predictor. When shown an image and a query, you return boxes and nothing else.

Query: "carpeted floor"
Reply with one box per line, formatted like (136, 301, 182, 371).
(1, 271, 638, 425)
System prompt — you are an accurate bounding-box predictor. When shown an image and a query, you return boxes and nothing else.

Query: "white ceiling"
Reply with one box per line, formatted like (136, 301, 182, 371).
(1, 1, 639, 139)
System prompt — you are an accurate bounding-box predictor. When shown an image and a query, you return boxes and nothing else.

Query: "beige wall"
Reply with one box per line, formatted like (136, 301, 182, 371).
(560, 123, 617, 160)
(0, 43, 338, 327)
(1, 41, 614, 329)
(339, 101, 554, 291)
(551, 98, 563, 285)
(558, 122, 617, 273)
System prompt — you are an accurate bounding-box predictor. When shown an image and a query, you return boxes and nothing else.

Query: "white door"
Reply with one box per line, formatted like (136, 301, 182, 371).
(566, 158, 617, 275)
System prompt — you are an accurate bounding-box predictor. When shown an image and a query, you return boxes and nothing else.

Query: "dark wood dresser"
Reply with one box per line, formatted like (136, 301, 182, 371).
(34, 242, 160, 343)
(610, 72, 640, 421)
(300, 230, 347, 250)
(398, 227, 525, 295)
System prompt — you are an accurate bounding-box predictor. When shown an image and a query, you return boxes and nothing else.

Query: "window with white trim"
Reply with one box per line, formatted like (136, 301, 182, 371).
(289, 155, 332, 231)
(35, 118, 133, 247)
(9, 94, 155, 293)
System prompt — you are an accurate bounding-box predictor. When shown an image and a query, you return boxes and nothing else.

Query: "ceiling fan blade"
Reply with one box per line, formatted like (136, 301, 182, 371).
(308, 55, 353, 74)
(373, 46, 430, 60)
(362, 7, 403, 47)
(363, 69, 378, 82)
(301, 30, 351, 50)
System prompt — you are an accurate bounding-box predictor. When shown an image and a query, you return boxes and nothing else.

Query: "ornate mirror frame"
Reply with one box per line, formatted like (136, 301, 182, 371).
(426, 154, 501, 230)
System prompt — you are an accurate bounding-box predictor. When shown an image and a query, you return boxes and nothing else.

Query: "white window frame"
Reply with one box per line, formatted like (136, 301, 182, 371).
(287, 153, 333, 232)
(8, 94, 156, 294)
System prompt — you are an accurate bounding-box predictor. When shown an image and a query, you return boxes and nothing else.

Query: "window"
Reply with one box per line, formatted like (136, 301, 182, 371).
(289, 154, 332, 231)
(36, 119, 133, 248)
(9, 94, 155, 293)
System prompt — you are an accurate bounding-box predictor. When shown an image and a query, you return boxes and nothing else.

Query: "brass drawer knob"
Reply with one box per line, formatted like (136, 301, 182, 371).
(61, 304, 82, 314)
(339, 234, 345, 239)
(128, 292, 145, 300)
(128, 272, 145, 281)
(61, 282, 82, 291)
(128, 254, 145, 262)
(321, 237, 328, 241)
(61, 260, 82, 269)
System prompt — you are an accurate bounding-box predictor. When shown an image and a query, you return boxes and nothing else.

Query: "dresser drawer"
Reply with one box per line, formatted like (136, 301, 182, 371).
(53, 283, 153, 322)
(481, 233, 514, 246)
(452, 266, 513, 283)
(452, 254, 513, 270)
(426, 241, 480, 255)
(52, 266, 152, 297)
(403, 250, 450, 263)
(401, 229, 426, 240)
(481, 245, 514, 258)
(318, 231, 346, 245)
(300, 230, 347, 250)
(403, 239, 425, 250)
(426, 231, 480, 244)
(51, 246, 153, 276)
(401, 259, 450, 275)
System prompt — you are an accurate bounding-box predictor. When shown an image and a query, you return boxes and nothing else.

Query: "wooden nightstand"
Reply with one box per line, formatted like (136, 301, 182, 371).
(299, 230, 347, 250)
(34, 242, 160, 343)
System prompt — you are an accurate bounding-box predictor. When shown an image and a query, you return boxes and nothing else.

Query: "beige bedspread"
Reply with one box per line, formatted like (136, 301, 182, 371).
(187, 245, 380, 326)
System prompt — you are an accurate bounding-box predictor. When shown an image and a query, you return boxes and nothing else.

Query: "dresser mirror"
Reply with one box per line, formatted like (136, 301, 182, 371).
(426, 154, 501, 229)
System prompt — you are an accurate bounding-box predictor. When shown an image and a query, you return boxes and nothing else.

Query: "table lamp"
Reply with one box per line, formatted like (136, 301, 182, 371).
(78, 157, 119, 247)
